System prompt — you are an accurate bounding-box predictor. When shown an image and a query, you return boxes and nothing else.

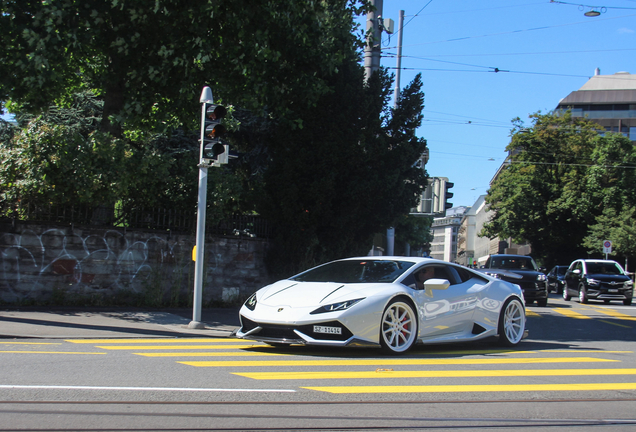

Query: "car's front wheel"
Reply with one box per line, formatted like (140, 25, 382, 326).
(563, 286, 571, 301)
(578, 284, 588, 304)
(380, 298, 418, 354)
(498, 297, 525, 347)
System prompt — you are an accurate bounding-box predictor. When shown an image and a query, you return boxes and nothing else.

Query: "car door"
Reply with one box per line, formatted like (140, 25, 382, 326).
(564, 261, 582, 294)
(408, 264, 479, 339)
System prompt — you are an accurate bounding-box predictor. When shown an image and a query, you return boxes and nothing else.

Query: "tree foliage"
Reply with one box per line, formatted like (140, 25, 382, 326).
(482, 111, 636, 267)
(1, 1, 431, 277)
(256, 67, 428, 277)
(0, 0, 367, 135)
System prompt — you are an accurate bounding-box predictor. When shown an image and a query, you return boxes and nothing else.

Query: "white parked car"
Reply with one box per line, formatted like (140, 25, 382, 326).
(236, 257, 527, 354)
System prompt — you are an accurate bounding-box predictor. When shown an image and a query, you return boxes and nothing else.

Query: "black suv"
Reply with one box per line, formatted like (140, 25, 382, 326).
(563, 259, 634, 305)
(479, 254, 548, 306)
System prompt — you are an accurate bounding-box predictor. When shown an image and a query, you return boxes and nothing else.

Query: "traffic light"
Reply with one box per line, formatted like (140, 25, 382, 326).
(201, 103, 227, 164)
(444, 182, 454, 210)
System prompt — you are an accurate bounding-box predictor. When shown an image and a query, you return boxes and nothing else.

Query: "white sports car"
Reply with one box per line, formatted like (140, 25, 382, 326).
(236, 257, 527, 354)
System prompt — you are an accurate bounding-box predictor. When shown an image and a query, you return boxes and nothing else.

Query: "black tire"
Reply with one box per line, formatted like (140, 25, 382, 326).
(380, 298, 418, 354)
(498, 297, 526, 347)
(536, 298, 548, 307)
(563, 286, 571, 301)
(578, 284, 588, 304)
(624, 299, 633, 306)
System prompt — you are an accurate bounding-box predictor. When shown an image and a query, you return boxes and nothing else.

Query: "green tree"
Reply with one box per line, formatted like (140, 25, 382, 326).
(257, 67, 428, 277)
(1, 0, 367, 135)
(483, 110, 636, 267)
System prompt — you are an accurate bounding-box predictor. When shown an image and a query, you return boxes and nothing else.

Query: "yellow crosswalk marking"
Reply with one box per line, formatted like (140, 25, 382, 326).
(525, 310, 541, 317)
(136, 351, 288, 357)
(179, 357, 617, 367)
(0, 342, 61, 345)
(0, 351, 105, 355)
(587, 305, 636, 322)
(553, 307, 591, 319)
(303, 382, 636, 393)
(97, 344, 271, 350)
(66, 338, 246, 344)
(235, 368, 636, 380)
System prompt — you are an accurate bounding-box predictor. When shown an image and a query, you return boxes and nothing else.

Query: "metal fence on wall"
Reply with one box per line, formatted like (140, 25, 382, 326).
(0, 203, 272, 239)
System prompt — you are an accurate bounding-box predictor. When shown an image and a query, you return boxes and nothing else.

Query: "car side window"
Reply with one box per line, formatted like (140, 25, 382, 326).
(453, 266, 490, 284)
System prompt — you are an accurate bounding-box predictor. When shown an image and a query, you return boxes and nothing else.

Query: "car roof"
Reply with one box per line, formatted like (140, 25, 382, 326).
(341, 256, 442, 265)
(576, 259, 619, 264)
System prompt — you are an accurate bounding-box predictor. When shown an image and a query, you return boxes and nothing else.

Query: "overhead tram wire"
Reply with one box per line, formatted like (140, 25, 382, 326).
(382, 13, 636, 50)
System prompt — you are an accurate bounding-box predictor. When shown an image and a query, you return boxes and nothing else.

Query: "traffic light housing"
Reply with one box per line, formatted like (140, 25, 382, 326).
(444, 182, 454, 210)
(201, 103, 228, 164)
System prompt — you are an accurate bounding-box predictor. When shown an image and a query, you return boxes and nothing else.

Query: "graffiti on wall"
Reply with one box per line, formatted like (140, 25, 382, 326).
(0, 228, 193, 303)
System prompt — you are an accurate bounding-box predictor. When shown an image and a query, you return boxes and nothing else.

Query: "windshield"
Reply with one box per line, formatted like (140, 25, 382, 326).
(586, 262, 624, 275)
(489, 256, 537, 271)
(290, 260, 415, 283)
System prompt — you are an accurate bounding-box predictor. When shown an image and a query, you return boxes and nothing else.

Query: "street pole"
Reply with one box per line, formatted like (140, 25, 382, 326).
(189, 86, 214, 329)
(392, 10, 404, 108)
(364, 0, 383, 81)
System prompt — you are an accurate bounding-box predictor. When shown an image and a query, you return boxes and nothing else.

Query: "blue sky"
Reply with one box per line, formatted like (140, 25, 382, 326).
(369, 0, 636, 207)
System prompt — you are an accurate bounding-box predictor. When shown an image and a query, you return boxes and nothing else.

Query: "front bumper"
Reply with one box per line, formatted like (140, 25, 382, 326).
(236, 315, 379, 348)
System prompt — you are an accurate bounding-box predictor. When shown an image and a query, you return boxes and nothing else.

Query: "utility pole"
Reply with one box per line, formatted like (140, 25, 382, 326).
(364, 0, 383, 81)
(392, 10, 404, 108)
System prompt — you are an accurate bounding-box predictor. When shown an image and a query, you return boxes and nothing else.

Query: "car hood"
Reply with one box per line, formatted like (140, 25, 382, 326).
(586, 273, 630, 282)
(257, 280, 378, 308)
(479, 268, 540, 282)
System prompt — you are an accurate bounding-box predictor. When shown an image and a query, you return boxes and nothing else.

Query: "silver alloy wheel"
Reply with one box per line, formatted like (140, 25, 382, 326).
(499, 298, 525, 346)
(380, 300, 417, 353)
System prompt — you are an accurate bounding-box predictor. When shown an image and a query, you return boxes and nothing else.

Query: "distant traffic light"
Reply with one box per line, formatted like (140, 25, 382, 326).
(444, 182, 454, 210)
(201, 103, 228, 164)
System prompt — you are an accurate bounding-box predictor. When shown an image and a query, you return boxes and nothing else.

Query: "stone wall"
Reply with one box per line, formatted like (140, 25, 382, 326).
(0, 221, 271, 306)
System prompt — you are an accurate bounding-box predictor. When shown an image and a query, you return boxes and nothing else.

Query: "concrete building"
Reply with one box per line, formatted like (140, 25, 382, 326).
(429, 206, 468, 262)
(556, 69, 636, 142)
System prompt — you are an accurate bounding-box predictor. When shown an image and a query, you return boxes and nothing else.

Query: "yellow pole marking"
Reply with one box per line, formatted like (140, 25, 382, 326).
(96, 344, 271, 350)
(553, 307, 591, 319)
(136, 351, 288, 357)
(235, 368, 636, 380)
(66, 338, 247, 344)
(303, 382, 636, 394)
(0, 351, 106, 355)
(178, 357, 617, 367)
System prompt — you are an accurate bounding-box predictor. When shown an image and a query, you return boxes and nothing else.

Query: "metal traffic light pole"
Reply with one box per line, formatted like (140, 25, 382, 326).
(189, 87, 214, 329)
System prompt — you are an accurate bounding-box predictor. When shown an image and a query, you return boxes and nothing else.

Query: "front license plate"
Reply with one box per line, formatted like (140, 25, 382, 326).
(608, 289, 619, 293)
(314, 325, 342, 335)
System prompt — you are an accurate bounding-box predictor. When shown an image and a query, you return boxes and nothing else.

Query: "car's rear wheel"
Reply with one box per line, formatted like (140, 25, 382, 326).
(498, 297, 525, 347)
(578, 284, 588, 304)
(380, 298, 418, 354)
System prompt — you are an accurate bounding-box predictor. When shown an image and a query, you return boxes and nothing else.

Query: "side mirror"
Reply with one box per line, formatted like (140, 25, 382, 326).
(539, 267, 547, 273)
(423, 278, 451, 298)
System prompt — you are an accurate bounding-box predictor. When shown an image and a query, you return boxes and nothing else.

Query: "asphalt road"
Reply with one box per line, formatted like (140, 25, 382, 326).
(2, 295, 636, 431)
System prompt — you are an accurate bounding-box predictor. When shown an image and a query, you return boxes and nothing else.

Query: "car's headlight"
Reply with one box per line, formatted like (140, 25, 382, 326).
(310, 298, 365, 315)
(485, 272, 500, 279)
(537, 274, 547, 282)
(625, 280, 634, 289)
(244, 293, 257, 311)
(586, 278, 600, 286)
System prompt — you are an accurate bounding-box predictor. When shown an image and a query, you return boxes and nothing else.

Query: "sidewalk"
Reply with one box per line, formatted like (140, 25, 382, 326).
(0, 307, 241, 339)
